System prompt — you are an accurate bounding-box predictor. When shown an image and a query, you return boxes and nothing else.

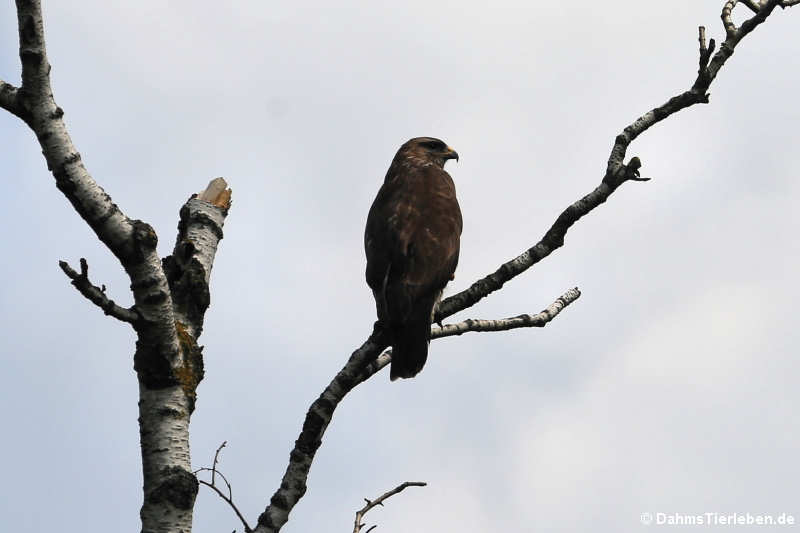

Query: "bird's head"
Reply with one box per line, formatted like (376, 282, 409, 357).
(400, 137, 459, 169)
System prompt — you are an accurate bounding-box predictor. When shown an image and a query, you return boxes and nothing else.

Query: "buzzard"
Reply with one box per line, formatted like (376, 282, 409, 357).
(365, 137, 462, 380)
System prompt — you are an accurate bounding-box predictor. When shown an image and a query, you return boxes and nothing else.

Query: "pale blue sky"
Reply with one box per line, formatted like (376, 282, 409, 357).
(1, 2, 798, 532)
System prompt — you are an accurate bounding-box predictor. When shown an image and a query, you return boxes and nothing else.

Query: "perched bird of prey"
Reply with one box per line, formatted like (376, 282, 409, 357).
(365, 137, 462, 380)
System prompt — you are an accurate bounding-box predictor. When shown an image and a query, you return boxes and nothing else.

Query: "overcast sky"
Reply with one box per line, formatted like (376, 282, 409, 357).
(1, 2, 798, 532)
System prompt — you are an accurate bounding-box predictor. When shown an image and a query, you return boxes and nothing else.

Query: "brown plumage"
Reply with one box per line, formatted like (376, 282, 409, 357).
(365, 137, 462, 380)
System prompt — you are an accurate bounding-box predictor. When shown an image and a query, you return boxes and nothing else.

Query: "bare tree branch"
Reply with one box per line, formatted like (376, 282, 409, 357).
(253, 3, 797, 532)
(164, 177, 232, 339)
(212, 441, 225, 487)
(353, 482, 427, 533)
(7, 3, 181, 354)
(255, 328, 390, 532)
(254, 288, 579, 531)
(435, 0, 792, 324)
(58, 258, 140, 324)
(359, 288, 581, 380)
(0, 80, 23, 118)
(195, 442, 253, 533)
(432, 160, 640, 323)
(11, 0, 143, 261)
(697, 26, 717, 78)
(722, 2, 740, 37)
(3, 3, 233, 532)
(433, 287, 580, 339)
(6, 5, 198, 530)
(4, 1, 796, 532)
(741, 0, 763, 13)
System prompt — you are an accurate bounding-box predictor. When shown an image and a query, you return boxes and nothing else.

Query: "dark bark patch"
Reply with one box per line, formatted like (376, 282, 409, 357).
(19, 14, 37, 46)
(19, 49, 42, 67)
(156, 406, 186, 419)
(296, 410, 324, 456)
(95, 203, 120, 225)
(178, 204, 225, 240)
(53, 168, 76, 194)
(257, 510, 278, 529)
(51, 153, 83, 195)
(147, 466, 198, 510)
(315, 397, 335, 417)
(130, 220, 158, 262)
(269, 492, 290, 511)
(134, 337, 179, 390)
(130, 275, 160, 291)
(163, 253, 210, 333)
(142, 290, 168, 305)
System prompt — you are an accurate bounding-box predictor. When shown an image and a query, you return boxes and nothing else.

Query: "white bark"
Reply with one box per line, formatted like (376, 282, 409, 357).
(2, 1, 795, 533)
(2, 4, 231, 532)
(139, 386, 196, 533)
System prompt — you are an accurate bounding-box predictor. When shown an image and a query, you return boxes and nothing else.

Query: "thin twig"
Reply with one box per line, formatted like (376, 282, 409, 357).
(195, 442, 252, 533)
(58, 259, 140, 324)
(353, 482, 427, 533)
(196, 467, 233, 497)
(212, 441, 227, 487)
(198, 479, 252, 533)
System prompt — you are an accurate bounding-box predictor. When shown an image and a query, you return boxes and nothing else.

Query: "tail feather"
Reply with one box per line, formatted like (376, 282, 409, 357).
(389, 317, 430, 381)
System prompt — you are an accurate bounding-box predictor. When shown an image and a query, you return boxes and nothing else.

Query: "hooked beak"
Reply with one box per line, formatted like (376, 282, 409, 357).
(444, 146, 459, 162)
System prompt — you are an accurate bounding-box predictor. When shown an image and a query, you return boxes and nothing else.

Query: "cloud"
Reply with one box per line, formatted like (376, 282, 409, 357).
(0, 2, 797, 532)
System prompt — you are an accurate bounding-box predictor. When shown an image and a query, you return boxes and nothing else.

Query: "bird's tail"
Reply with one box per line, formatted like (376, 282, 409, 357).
(389, 297, 436, 380)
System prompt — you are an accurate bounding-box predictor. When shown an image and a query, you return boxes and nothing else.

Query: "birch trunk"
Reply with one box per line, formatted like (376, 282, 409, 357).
(0, 2, 231, 531)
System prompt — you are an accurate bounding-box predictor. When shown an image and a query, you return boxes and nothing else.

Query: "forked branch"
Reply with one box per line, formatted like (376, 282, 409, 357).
(195, 442, 253, 533)
(438, 1, 790, 325)
(353, 482, 427, 533)
(2, 3, 232, 532)
(359, 287, 581, 382)
(58, 258, 140, 324)
(253, 2, 796, 532)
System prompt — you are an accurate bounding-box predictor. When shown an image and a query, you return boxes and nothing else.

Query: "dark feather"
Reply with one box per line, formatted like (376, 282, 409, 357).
(364, 137, 462, 380)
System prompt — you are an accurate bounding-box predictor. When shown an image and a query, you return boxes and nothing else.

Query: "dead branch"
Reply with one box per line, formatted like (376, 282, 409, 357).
(58, 258, 140, 324)
(0, 81, 22, 118)
(353, 482, 427, 533)
(252, 3, 796, 532)
(437, 1, 790, 324)
(433, 287, 580, 338)
(2, 2, 233, 531)
(195, 442, 253, 533)
(358, 288, 581, 381)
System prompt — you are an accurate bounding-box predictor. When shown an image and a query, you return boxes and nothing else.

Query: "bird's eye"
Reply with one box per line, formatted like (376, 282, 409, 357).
(421, 140, 445, 151)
